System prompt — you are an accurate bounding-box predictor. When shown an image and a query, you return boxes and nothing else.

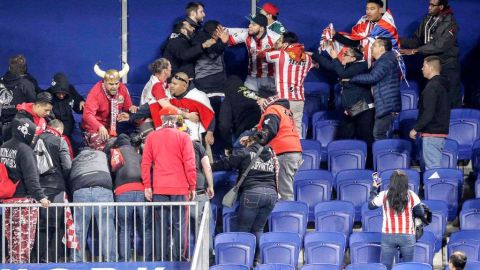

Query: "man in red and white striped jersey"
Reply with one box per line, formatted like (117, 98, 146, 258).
(265, 32, 313, 137)
(227, 14, 280, 94)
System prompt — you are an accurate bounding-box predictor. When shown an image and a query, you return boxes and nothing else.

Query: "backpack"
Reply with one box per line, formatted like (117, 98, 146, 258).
(34, 137, 55, 175)
(0, 162, 18, 199)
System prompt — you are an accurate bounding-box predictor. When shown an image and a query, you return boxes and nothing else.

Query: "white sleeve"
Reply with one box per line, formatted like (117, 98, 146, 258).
(410, 190, 421, 207)
(372, 190, 386, 207)
(265, 50, 281, 63)
(227, 28, 248, 45)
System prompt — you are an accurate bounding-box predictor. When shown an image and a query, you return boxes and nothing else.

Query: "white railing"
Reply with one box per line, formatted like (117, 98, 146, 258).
(0, 201, 211, 267)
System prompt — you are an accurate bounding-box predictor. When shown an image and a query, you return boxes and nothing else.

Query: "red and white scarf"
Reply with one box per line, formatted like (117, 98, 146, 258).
(62, 193, 80, 250)
(102, 85, 119, 137)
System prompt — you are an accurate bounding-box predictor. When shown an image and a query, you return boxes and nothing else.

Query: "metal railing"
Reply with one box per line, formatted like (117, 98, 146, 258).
(1, 201, 210, 267)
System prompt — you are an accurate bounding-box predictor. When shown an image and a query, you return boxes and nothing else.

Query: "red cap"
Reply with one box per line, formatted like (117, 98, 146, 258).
(158, 106, 178, 116)
(261, 2, 279, 16)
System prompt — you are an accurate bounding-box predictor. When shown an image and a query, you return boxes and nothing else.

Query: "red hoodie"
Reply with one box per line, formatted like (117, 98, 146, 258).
(141, 127, 196, 195)
(16, 103, 46, 135)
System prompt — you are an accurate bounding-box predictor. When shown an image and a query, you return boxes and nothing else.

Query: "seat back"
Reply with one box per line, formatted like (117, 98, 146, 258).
(327, 140, 367, 176)
(400, 89, 418, 111)
(294, 171, 333, 221)
(314, 200, 355, 237)
(260, 232, 302, 266)
(391, 262, 432, 270)
(301, 264, 342, 270)
(413, 231, 436, 265)
(313, 120, 339, 148)
(210, 264, 250, 270)
(336, 169, 374, 222)
(424, 169, 463, 220)
(422, 200, 448, 252)
(269, 201, 309, 237)
(254, 263, 296, 270)
(214, 232, 256, 267)
(304, 232, 346, 265)
(373, 139, 412, 172)
(361, 203, 383, 233)
(345, 263, 387, 270)
(349, 232, 382, 263)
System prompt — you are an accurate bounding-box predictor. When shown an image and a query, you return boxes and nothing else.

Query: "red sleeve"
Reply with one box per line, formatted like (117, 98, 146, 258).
(83, 88, 103, 131)
(141, 133, 154, 189)
(181, 133, 197, 191)
(152, 82, 167, 100)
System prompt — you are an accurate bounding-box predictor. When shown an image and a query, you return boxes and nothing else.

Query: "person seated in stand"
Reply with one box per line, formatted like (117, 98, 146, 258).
(81, 62, 137, 150)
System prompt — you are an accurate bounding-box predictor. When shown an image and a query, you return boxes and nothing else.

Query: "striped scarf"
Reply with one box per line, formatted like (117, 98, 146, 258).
(102, 85, 119, 137)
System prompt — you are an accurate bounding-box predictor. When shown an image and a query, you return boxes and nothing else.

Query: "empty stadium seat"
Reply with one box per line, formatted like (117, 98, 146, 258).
(472, 139, 480, 173)
(448, 108, 480, 160)
(349, 232, 382, 263)
(327, 140, 367, 176)
(260, 232, 302, 266)
(313, 120, 340, 161)
(422, 200, 448, 252)
(448, 230, 480, 262)
(314, 201, 355, 237)
(361, 203, 383, 233)
(391, 262, 432, 270)
(214, 232, 256, 267)
(460, 199, 480, 230)
(379, 169, 420, 194)
(423, 169, 463, 220)
(269, 201, 308, 237)
(210, 264, 249, 270)
(477, 175, 480, 198)
(254, 263, 295, 270)
(300, 150, 320, 170)
(413, 231, 436, 265)
(302, 114, 309, 139)
(336, 169, 374, 221)
(345, 263, 387, 270)
(372, 139, 412, 172)
(304, 232, 346, 265)
(400, 88, 419, 111)
(222, 202, 239, 232)
(301, 264, 342, 270)
(294, 170, 333, 221)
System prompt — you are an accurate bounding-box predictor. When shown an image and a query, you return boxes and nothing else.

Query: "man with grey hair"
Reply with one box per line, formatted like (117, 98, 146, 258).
(140, 58, 172, 105)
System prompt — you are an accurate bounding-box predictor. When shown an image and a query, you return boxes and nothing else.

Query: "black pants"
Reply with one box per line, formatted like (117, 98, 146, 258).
(442, 65, 462, 108)
(337, 108, 375, 169)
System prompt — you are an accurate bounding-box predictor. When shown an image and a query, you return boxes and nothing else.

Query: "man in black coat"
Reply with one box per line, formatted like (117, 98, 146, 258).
(0, 55, 37, 141)
(46, 73, 85, 139)
(162, 19, 216, 79)
(400, 0, 461, 108)
(409, 56, 450, 170)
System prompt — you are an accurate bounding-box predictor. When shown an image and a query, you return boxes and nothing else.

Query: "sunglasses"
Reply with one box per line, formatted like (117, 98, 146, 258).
(174, 75, 188, 84)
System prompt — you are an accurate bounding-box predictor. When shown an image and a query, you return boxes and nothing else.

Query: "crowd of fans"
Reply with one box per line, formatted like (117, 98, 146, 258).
(0, 0, 466, 268)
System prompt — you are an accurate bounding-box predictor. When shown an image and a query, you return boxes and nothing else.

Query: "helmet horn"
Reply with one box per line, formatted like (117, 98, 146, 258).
(118, 62, 130, 78)
(93, 62, 106, 78)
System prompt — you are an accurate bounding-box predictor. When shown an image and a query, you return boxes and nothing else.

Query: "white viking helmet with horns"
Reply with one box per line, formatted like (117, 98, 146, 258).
(93, 62, 129, 83)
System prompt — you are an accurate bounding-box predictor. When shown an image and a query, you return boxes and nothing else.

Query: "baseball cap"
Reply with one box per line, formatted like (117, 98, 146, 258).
(247, 13, 268, 28)
(261, 2, 279, 16)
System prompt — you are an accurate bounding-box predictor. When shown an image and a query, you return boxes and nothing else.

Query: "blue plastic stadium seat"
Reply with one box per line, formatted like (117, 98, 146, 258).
(423, 169, 463, 220)
(294, 170, 333, 221)
(210, 264, 250, 270)
(422, 200, 448, 252)
(345, 263, 387, 270)
(373, 139, 412, 172)
(254, 263, 295, 270)
(214, 232, 256, 267)
(391, 262, 432, 270)
(349, 232, 382, 263)
(448, 230, 480, 262)
(269, 201, 309, 238)
(314, 201, 355, 237)
(304, 232, 346, 265)
(460, 199, 480, 230)
(327, 140, 367, 177)
(260, 232, 302, 266)
(336, 169, 374, 221)
(361, 203, 383, 233)
(472, 139, 480, 173)
(413, 231, 436, 265)
(313, 120, 340, 161)
(448, 108, 480, 160)
(400, 88, 418, 111)
(301, 263, 342, 270)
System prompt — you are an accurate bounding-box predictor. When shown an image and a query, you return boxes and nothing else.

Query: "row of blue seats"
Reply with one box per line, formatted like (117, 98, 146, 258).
(213, 229, 480, 269)
(301, 108, 480, 162)
(212, 262, 453, 270)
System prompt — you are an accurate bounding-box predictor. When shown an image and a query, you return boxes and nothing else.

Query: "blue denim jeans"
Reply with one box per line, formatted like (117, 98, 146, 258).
(422, 137, 445, 170)
(153, 194, 188, 261)
(374, 114, 394, 141)
(235, 186, 277, 259)
(115, 191, 152, 261)
(381, 233, 416, 270)
(71, 187, 116, 262)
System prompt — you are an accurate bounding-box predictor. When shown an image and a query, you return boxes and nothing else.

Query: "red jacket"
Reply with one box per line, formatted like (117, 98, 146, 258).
(16, 103, 46, 135)
(81, 81, 133, 133)
(141, 127, 196, 195)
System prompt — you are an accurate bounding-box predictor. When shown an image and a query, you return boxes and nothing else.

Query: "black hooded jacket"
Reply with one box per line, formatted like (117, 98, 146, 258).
(218, 76, 261, 149)
(163, 32, 205, 78)
(47, 84, 85, 137)
(108, 134, 142, 191)
(0, 72, 36, 123)
(0, 118, 46, 201)
(212, 143, 276, 193)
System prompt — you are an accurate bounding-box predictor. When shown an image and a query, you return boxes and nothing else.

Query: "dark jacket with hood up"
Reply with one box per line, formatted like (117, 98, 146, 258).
(0, 72, 37, 123)
(212, 142, 277, 193)
(38, 127, 72, 199)
(0, 118, 46, 201)
(47, 83, 85, 137)
(69, 147, 112, 193)
(163, 32, 206, 79)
